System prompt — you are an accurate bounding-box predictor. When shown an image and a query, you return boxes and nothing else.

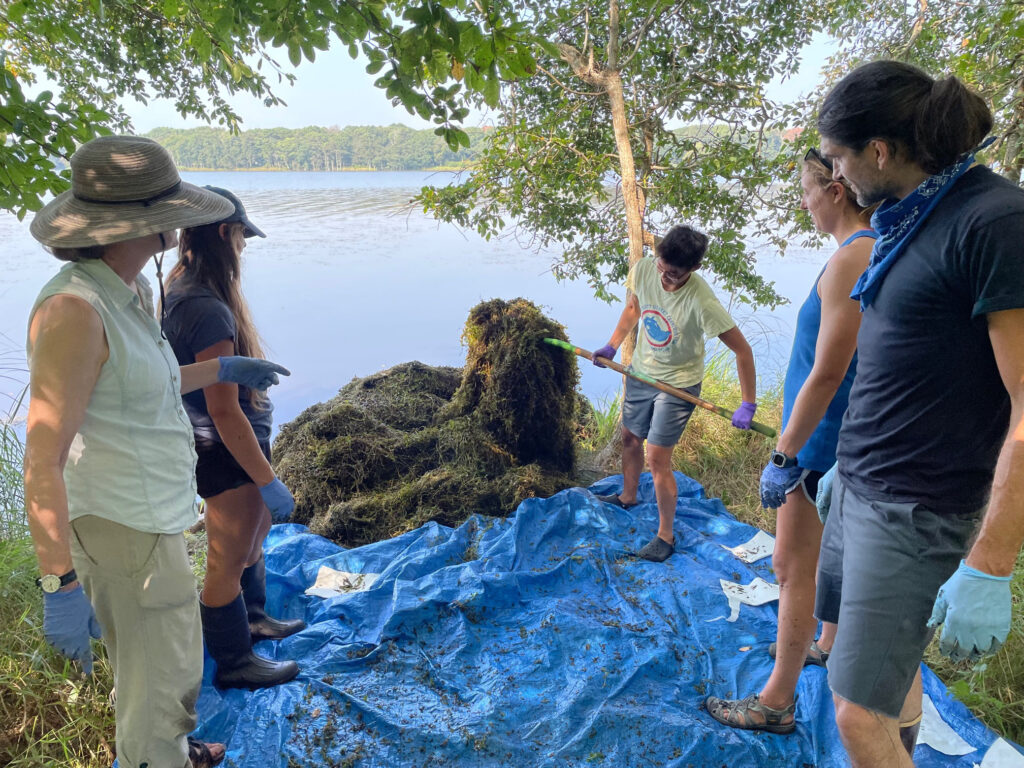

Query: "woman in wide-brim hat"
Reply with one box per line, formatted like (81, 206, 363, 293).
(24, 135, 290, 768)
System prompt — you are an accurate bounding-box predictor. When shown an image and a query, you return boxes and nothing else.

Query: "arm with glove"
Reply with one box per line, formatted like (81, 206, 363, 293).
(759, 254, 863, 508)
(194, 340, 295, 522)
(25, 295, 104, 673)
(929, 308, 1024, 660)
(592, 293, 641, 369)
(179, 355, 290, 395)
(716, 326, 758, 430)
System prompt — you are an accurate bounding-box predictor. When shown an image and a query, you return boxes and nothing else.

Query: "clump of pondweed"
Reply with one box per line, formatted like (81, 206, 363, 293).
(274, 299, 579, 547)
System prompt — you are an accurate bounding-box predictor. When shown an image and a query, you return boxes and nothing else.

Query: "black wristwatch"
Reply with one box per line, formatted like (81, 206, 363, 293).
(770, 450, 798, 469)
(36, 569, 77, 594)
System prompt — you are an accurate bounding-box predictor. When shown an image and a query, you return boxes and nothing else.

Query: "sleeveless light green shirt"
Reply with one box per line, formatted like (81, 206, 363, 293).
(28, 259, 199, 533)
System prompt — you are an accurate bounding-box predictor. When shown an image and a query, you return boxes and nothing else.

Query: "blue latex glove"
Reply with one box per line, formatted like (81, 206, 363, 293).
(928, 560, 1012, 662)
(259, 477, 295, 523)
(731, 401, 757, 430)
(592, 344, 617, 368)
(759, 461, 804, 509)
(43, 585, 102, 675)
(816, 463, 837, 524)
(218, 356, 291, 391)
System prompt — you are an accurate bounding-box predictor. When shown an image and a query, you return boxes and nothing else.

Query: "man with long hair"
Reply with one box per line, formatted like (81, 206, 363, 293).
(814, 61, 1024, 767)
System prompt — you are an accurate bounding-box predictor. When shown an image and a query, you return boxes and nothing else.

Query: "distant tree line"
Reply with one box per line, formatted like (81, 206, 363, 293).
(144, 125, 487, 171)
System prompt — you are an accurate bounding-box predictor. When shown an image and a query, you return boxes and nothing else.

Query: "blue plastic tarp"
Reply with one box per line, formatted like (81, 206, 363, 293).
(192, 473, 1022, 767)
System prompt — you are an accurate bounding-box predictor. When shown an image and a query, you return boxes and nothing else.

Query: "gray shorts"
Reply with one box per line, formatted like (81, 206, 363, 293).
(621, 376, 700, 447)
(815, 473, 980, 718)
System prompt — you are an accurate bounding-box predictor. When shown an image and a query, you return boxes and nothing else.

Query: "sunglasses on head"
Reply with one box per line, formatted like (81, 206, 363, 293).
(804, 147, 833, 173)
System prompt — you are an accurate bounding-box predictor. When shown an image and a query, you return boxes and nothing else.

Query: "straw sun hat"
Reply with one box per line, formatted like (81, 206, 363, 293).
(30, 135, 235, 248)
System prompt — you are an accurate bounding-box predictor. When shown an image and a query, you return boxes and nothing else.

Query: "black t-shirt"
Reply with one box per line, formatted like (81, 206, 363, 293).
(162, 278, 273, 443)
(838, 166, 1024, 513)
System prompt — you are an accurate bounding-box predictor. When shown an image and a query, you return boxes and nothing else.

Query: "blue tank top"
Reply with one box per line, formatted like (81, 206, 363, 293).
(781, 229, 878, 472)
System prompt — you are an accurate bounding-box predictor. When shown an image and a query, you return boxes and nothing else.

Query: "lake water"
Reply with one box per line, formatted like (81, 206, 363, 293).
(0, 171, 830, 429)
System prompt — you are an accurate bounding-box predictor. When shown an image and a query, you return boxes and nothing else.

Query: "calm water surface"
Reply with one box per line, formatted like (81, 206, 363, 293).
(0, 171, 830, 430)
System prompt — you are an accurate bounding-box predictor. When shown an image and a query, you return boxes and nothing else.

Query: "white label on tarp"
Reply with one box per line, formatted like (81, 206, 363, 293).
(722, 530, 776, 563)
(918, 693, 974, 756)
(707, 577, 780, 623)
(978, 738, 1024, 768)
(304, 566, 381, 598)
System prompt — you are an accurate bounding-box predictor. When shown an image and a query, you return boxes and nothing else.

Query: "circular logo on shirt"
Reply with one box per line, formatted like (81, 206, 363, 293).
(641, 309, 673, 347)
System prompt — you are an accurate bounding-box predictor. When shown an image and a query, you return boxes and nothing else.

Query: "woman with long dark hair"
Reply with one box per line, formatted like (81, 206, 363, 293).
(706, 148, 876, 734)
(163, 188, 304, 690)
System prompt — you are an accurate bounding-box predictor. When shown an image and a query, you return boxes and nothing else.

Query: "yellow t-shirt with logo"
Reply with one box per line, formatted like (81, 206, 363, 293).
(625, 258, 736, 388)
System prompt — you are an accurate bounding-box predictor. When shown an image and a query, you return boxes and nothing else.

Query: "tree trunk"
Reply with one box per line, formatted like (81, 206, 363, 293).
(605, 70, 643, 366)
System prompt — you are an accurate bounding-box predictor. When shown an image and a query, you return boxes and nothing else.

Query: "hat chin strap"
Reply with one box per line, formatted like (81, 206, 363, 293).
(155, 232, 168, 337)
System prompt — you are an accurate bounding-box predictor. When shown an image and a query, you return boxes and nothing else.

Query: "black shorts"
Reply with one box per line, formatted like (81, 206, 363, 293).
(194, 438, 271, 499)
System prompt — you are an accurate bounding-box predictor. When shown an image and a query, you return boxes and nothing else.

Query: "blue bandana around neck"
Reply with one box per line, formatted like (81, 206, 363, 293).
(850, 138, 995, 309)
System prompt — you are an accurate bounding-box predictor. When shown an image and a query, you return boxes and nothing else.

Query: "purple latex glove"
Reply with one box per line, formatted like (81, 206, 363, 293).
(731, 401, 757, 430)
(43, 584, 102, 675)
(592, 344, 617, 368)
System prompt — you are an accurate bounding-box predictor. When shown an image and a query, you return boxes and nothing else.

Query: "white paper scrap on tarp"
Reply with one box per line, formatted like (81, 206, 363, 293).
(305, 566, 381, 598)
(977, 737, 1024, 768)
(918, 693, 974, 756)
(707, 577, 780, 622)
(722, 530, 776, 563)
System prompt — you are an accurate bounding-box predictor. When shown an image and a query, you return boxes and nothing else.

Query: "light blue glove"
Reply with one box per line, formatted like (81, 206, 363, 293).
(259, 477, 295, 523)
(43, 585, 102, 675)
(217, 356, 291, 391)
(816, 463, 837, 524)
(928, 560, 1012, 662)
(759, 461, 803, 509)
(732, 401, 757, 430)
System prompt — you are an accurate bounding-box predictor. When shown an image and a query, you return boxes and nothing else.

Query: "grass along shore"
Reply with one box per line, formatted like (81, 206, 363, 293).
(1, 360, 1022, 764)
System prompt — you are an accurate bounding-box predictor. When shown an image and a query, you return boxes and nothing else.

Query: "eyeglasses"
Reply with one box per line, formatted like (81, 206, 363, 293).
(804, 147, 833, 173)
(656, 258, 694, 283)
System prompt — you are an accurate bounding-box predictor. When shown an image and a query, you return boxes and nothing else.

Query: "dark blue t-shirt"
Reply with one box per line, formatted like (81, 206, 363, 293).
(838, 166, 1024, 513)
(162, 278, 273, 443)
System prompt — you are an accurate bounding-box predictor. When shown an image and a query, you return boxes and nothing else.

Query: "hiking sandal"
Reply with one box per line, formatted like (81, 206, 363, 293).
(705, 693, 797, 735)
(188, 738, 226, 768)
(768, 640, 829, 668)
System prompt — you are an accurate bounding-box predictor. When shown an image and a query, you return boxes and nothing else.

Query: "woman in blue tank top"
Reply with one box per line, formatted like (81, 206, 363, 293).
(707, 148, 877, 733)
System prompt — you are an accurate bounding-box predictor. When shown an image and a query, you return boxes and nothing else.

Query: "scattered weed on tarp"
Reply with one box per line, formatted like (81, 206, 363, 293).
(274, 299, 580, 546)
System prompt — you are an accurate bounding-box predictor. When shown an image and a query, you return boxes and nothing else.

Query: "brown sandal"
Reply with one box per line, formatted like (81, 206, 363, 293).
(705, 693, 797, 734)
(188, 738, 226, 768)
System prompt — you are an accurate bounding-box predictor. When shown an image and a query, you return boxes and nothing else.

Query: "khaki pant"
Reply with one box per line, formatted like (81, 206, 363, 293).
(70, 515, 202, 768)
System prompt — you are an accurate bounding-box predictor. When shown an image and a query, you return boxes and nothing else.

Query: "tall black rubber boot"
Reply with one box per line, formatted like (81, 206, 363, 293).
(240, 555, 306, 641)
(200, 593, 299, 690)
(899, 713, 922, 757)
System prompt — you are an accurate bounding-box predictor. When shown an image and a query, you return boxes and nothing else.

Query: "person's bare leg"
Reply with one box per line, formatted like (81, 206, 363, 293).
(646, 443, 677, 544)
(619, 427, 644, 505)
(243, 507, 272, 570)
(759, 490, 823, 712)
(898, 668, 924, 757)
(835, 696, 914, 768)
(201, 484, 266, 607)
(817, 620, 838, 653)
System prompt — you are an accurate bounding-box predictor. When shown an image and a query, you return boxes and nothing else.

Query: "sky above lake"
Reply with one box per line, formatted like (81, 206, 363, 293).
(36, 31, 838, 133)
